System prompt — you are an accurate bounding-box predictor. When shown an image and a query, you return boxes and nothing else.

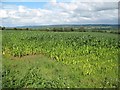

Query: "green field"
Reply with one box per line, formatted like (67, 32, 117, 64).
(2, 30, 120, 88)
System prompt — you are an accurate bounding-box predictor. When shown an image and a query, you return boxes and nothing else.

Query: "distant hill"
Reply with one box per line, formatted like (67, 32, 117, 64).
(14, 24, 118, 29)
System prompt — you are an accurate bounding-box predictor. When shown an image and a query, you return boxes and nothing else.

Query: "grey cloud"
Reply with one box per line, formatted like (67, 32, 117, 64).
(91, 2, 118, 11)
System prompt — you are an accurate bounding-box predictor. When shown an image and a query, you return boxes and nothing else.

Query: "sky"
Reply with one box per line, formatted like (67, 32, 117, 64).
(0, 0, 119, 27)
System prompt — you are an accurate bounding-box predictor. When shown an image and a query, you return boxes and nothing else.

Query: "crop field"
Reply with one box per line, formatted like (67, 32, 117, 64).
(2, 30, 120, 88)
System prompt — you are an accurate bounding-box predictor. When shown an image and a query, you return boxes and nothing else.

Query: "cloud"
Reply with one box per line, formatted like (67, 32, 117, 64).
(1, 0, 120, 2)
(0, 10, 8, 18)
(0, 2, 118, 27)
(91, 2, 118, 11)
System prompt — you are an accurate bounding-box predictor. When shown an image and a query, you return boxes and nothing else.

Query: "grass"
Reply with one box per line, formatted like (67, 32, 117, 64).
(3, 54, 118, 88)
(2, 55, 83, 88)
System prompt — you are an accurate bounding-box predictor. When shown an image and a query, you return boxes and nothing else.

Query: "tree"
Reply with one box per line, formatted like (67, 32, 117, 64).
(71, 27, 74, 31)
(53, 28, 56, 32)
(26, 28, 29, 30)
(2, 27, 5, 30)
(14, 28, 17, 30)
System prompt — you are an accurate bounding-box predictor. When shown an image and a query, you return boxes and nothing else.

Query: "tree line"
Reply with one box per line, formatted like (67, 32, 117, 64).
(0, 26, 119, 34)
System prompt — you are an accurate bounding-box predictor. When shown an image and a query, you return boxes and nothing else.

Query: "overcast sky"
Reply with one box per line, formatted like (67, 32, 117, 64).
(0, 0, 118, 27)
